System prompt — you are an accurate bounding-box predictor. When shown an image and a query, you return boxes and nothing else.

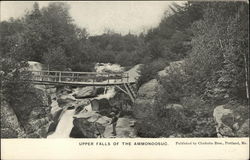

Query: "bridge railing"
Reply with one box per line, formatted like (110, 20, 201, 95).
(26, 70, 129, 84)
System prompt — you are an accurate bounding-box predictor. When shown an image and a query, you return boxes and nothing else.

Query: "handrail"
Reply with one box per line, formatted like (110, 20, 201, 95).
(25, 70, 130, 84)
(28, 70, 124, 75)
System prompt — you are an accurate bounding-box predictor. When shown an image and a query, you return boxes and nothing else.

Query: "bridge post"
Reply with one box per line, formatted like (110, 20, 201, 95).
(59, 72, 61, 82)
(77, 73, 79, 82)
(41, 71, 43, 81)
(72, 73, 74, 82)
(93, 74, 95, 84)
(47, 71, 49, 81)
(107, 74, 109, 84)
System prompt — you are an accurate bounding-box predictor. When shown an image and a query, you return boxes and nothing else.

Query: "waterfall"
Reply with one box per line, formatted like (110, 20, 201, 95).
(95, 87, 116, 100)
(47, 109, 75, 138)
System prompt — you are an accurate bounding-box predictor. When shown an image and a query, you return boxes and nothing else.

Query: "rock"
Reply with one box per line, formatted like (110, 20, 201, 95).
(47, 122, 57, 134)
(91, 99, 113, 117)
(75, 106, 84, 114)
(67, 106, 75, 110)
(74, 99, 90, 108)
(57, 96, 75, 108)
(97, 99, 113, 116)
(218, 125, 235, 137)
(1, 128, 18, 138)
(133, 79, 160, 119)
(72, 86, 96, 99)
(27, 117, 50, 132)
(56, 86, 72, 96)
(169, 133, 184, 138)
(213, 105, 232, 134)
(213, 105, 239, 137)
(237, 119, 249, 137)
(1, 100, 25, 137)
(91, 99, 99, 111)
(38, 125, 51, 138)
(27, 133, 40, 138)
(164, 104, 184, 110)
(70, 126, 86, 138)
(233, 123, 240, 130)
(73, 111, 111, 138)
(14, 87, 52, 138)
(51, 107, 63, 122)
(70, 99, 90, 114)
(29, 107, 46, 120)
(95, 87, 105, 95)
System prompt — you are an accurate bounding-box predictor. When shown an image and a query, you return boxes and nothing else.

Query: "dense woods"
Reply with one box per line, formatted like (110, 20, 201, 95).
(137, 2, 249, 137)
(1, 1, 249, 138)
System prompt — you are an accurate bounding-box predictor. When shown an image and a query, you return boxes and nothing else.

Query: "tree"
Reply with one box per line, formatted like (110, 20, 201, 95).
(42, 47, 68, 70)
(186, 2, 249, 103)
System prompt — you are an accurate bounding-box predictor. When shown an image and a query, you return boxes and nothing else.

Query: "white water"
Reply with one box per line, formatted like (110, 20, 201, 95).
(28, 61, 43, 71)
(95, 63, 124, 73)
(95, 87, 116, 100)
(47, 109, 75, 138)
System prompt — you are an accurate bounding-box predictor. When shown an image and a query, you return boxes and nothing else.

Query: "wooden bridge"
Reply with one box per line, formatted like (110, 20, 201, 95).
(25, 70, 137, 102)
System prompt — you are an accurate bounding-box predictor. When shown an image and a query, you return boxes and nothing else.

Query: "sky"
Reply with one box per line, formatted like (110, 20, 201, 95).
(1, 1, 182, 35)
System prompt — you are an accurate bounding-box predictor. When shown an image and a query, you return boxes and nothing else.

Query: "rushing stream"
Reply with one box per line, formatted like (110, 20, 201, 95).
(47, 109, 75, 138)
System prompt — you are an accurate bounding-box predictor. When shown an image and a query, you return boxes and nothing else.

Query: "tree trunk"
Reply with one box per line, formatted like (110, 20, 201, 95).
(243, 54, 249, 100)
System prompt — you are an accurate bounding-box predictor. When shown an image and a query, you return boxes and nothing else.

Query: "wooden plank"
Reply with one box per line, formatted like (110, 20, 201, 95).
(115, 85, 129, 95)
(123, 83, 135, 103)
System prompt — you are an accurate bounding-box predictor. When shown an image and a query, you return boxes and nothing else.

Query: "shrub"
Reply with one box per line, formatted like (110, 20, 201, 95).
(71, 62, 95, 72)
(158, 61, 190, 104)
(137, 58, 168, 87)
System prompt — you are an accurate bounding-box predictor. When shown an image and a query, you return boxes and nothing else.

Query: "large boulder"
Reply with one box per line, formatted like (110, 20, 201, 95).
(91, 99, 113, 116)
(56, 86, 72, 96)
(1, 100, 25, 138)
(95, 87, 105, 95)
(72, 86, 96, 99)
(213, 105, 234, 137)
(133, 79, 161, 119)
(50, 100, 63, 121)
(73, 111, 111, 138)
(213, 105, 249, 137)
(17, 87, 52, 138)
(70, 126, 86, 138)
(1, 86, 52, 138)
(57, 95, 75, 108)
